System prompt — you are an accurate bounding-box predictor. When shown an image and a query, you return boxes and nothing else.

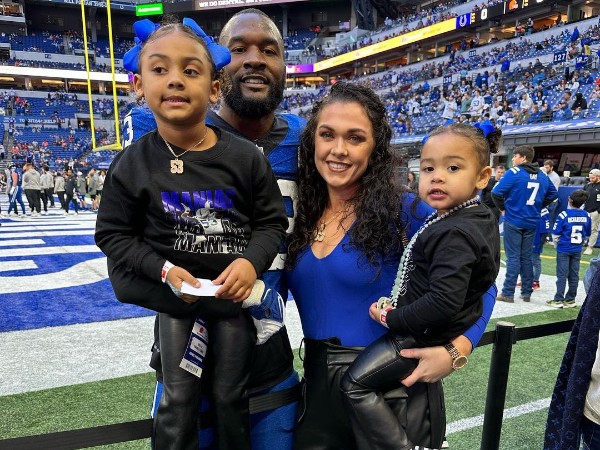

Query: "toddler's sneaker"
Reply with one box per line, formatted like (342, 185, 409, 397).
(245, 281, 285, 345)
(562, 300, 577, 308)
(546, 300, 564, 308)
(532, 281, 540, 291)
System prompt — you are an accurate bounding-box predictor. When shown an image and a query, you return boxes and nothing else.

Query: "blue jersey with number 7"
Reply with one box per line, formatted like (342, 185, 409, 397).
(491, 164, 558, 229)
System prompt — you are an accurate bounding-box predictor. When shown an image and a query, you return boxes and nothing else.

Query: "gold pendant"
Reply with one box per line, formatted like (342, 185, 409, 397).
(170, 159, 184, 174)
(313, 223, 325, 242)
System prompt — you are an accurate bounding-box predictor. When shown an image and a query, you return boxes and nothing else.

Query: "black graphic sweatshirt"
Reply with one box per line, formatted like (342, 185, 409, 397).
(95, 127, 288, 283)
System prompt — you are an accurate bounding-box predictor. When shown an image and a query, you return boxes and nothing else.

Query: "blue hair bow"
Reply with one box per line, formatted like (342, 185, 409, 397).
(122, 18, 231, 73)
(473, 119, 495, 138)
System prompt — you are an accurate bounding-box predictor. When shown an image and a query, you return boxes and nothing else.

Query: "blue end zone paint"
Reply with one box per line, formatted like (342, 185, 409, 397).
(0, 253, 101, 276)
(0, 278, 153, 332)
(0, 274, 155, 332)
(0, 218, 154, 332)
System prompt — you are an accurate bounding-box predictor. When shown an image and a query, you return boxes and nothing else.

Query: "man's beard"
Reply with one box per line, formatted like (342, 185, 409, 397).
(221, 73, 285, 119)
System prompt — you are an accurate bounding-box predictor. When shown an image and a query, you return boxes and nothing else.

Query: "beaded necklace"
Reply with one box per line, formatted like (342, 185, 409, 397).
(380, 195, 481, 309)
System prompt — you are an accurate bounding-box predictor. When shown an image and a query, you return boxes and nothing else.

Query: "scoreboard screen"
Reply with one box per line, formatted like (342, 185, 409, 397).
(196, 0, 307, 11)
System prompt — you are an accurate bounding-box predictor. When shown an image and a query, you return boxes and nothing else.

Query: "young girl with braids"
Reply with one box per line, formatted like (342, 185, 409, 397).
(340, 121, 502, 450)
(95, 18, 288, 449)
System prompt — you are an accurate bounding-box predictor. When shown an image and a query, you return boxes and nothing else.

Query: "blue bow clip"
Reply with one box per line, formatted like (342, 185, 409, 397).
(182, 18, 231, 71)
(473, 119, 495, 138)
(421, 119, 454, 144)
(122, 18, 231, 74)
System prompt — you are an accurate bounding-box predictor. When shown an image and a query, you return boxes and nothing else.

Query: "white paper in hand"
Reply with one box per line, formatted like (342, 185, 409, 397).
(180, 278, 221, 296)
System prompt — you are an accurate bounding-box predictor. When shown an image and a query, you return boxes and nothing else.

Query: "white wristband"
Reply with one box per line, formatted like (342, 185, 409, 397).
(161, 261, 175, 284)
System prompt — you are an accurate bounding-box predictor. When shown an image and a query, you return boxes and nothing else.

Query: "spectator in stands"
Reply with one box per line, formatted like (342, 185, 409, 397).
(516, 106, 531, 125)
(490, 99, 503, 122)
(532, 69, 545, 86)
(460, 91, 472, 119)
(564, 91, 576, 109)
(493, 145, 558, 303)
(528, 105, 542, 123)
(572, 92, 588, 111)
(541, 103, 554, 122)
(584, 169, 600, 255)
(441, 94, 457, 120)
(469, 90, 484, 120)
(573, 107, 585, 120)
(554, 101, 573, 121)
(533, 90, 546, 108)
(520, 92, 533, 112)
(567, 74, 580, 92)
(487, 70, 497, 88)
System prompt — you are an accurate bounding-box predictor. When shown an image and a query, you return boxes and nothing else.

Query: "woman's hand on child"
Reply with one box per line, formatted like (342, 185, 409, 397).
(166, 266, 201, 304)
(399, 335, 473, 387)
(213, 258, 257, 302)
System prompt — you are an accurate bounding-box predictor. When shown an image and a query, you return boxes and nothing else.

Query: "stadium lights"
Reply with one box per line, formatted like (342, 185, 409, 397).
(0, 77, 14, 82)
(41, 79, 64, 84)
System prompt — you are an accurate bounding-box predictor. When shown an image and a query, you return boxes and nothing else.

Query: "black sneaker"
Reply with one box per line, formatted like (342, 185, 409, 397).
(521, 296, 531, 302)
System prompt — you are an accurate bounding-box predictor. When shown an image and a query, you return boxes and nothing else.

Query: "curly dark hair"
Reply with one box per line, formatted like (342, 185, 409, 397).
(286, 82, 404, 271)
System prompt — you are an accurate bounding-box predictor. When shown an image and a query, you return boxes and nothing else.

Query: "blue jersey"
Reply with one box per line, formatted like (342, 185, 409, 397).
(552, 208, 592, 253)
(491, 164, 558, 229)
(533, 207, 551, 254)
(122, 106, 306, 298)
(206, 110, 305, 298)
(121, 105, 156, 148)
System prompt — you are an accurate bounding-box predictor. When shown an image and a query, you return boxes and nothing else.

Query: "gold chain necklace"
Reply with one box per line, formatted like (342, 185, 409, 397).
(163, 128, 209, 174)
(312, 208, 349, 242)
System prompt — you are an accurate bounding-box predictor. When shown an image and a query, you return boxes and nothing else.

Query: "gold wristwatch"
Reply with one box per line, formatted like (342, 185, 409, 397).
(444, 343, 468, 370)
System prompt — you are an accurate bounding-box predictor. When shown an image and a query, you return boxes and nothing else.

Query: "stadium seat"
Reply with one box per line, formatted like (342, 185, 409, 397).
(569, 176, 587, 186)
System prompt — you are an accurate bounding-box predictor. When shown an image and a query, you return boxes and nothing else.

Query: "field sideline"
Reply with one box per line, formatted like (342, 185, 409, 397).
(0, 205, 593, 449)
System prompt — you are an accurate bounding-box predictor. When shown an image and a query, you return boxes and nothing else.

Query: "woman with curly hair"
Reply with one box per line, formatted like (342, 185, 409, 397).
(286, 82, 497, 449)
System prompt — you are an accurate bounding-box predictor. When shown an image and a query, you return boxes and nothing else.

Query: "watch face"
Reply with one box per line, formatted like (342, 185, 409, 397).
(453, 355, 468, 370)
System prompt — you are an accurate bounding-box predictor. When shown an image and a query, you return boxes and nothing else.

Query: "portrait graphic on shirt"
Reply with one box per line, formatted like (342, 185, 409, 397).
(161, 188, 248, 255)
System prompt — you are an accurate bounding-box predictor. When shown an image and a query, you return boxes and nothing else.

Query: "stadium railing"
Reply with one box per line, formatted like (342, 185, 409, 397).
(0, 319, 577, 450)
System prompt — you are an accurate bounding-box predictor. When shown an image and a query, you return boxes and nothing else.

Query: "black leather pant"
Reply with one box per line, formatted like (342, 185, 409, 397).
(294, 338, 363, 450)
(153, 312, 256, 450)
(340, 333, 419, 450)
